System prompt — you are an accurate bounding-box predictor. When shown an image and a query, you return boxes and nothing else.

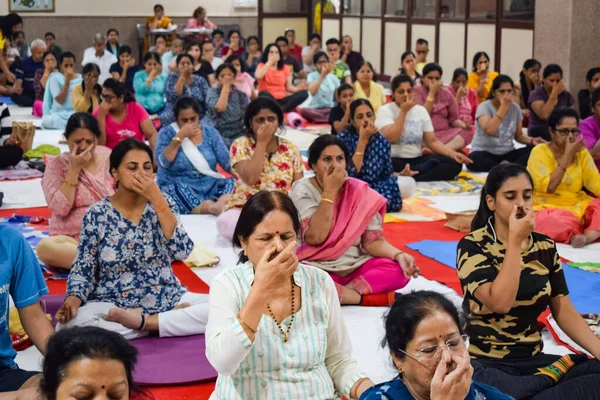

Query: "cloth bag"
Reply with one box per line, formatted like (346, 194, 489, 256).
(11, 121, 36, 154)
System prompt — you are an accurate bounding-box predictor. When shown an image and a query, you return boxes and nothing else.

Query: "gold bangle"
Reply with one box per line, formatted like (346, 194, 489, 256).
(426, 97, 435, 103)
(172, 136, 182, 143)
(237, 315, 257, 334)
(321, 197, 334, 204)
(355, 151, 364, 156)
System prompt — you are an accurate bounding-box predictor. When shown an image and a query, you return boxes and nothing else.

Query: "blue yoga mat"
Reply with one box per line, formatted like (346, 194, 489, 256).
(0, 96, 15, 105)
(407, 240, 600, 314)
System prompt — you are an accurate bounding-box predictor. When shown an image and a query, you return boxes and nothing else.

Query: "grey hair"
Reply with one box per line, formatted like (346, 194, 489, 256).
(30, 38, 47, 50)
(93, 33, 106, 42)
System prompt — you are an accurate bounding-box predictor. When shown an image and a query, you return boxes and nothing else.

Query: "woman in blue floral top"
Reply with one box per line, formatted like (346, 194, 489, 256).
(338, 99, 411, 212)
(157, 96, 234, 215)
(55, 139, 210, 340)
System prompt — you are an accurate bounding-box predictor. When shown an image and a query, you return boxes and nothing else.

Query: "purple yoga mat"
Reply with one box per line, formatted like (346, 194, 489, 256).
(131, 334, 218, 385)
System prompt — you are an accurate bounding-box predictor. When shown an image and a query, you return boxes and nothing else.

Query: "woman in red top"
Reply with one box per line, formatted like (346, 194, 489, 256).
(285, 28, 303, 61)
(255, 43, 308, 112)
(446, 68, 478, 131)
(221, 30, 246, 58)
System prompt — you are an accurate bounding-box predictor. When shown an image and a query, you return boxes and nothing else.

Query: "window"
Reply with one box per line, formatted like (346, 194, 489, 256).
(263, 0, 306, 13)
(324, 0, 341, 14)
(470, 0, 497, 19)
(441, 0, 466, 18)
(386, 0, 407, 16)
(503, 0, 535, 20)
(363, 0, 382, 16)
(343, 0, 361, 15)
(412, 0, 436, 19)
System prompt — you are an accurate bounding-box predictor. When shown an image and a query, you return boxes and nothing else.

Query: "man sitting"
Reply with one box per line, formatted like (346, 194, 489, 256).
(11, 38, 46, 107)
(325, 38, 351, 85)
(81, 33, 117, 84)
(275, 36, 306, 80)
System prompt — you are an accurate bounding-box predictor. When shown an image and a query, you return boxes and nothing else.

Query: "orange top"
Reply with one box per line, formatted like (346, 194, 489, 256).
(256, 63, 290, 100)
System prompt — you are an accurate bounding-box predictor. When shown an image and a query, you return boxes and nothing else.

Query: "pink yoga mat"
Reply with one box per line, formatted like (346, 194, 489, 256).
(132, 335, 218, 386)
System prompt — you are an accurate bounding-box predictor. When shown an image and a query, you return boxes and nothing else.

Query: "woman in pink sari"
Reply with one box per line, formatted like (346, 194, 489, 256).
(185, 7, 217, 44)
(38, 112, 115, 270)
(290, 135, 420, 307)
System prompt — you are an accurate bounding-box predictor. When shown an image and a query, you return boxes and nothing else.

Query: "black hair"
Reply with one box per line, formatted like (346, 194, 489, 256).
(193, 6, 206, 18)
(155, 35, 167, 45)
(383, 291, 462, 363)
(487, 74, 514, 100)
(313, 50, 329, 66)
(452, 67, 468, 82)
(118, 45, 132, 57)
(154, 4, 164, 12)
(1, 13, 23, 38)
(103, 78, 135, 103)
(81, 63, 102, 95)
(416, 38, 428, 46)
(356, 60, 377, 81)
(13, 31, 23, 40)
(143, 51, 161, 65)
(285, 28, 295, 34)
(42, 51, 57, 63)
(216, 62, 237, 78)
(337, 83, 354, 99)
(471, 163, 534, 231)
(471, 51, 490, 72)
(225, 55, 244, 72)
(400, 50, 415, 64)
(548, 107, 580, 131)
(543, 63, 563, 79)
(325, 38, 340, 47)
(45, 31, 56, 40)
(246, 35, 260, 47)
(522, 58, 541, 73)
(64, 112, 101, 139)
(592, 88, 600, 109)
(109, 138, 153, 174)
(232, 191, 301, 264)
(212, 29, 224, 39)
(59, 51, 76, 65)
(309, 33, 322, 43)
(260, 43, 284, 70)
(586, 67, 600, 84)
(391, 74, 414, 92)
(275, 36, 289, 45)
(349, 98, 375, 122)
(40, 326, 147, 400)
(307, 134, 352, 170)
(228, 30, 241, 41)
(244, 96, 284, 136)
(176, 53, 194, 66)
(174, 96, 201, 119)
(200, 40, 214, 52)
(107, 28, 119, 37)
(423, 62, 443, 77)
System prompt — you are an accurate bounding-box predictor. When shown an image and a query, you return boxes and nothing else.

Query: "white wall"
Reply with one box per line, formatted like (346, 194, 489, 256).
(361, 18, 382, 72)
(466, 24, 495, 70)
(384, 22, 407, 76)
(322, 19, 341, 43)
(0, 0, 258, 17)
(342, 17, 361, 52)
(501, 28, 533, 82)
(438, 23, 465, 77)
(411, 24, 435, 59)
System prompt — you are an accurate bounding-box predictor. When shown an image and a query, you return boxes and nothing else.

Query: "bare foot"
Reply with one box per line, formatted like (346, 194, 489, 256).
(570, 235, 589, 249)
(105, 307, 144, 330)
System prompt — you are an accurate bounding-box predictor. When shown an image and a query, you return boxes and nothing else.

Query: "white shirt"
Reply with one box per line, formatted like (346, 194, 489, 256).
(211, 57, 223, 71)
(375, 102, 434, 159)
(301, 46, 325, 74)
(206, 261, 365, 400)
(81, 47, 117, 84)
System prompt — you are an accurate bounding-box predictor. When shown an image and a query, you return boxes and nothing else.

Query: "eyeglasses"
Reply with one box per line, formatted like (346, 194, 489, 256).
(496, 89, 513, 94)
(101, 94, 116, 101)
(554, 128, 580, 136)
(316, 60, 328, 65)
(416, 50, 428, 55)
(398, 334, 469, 364)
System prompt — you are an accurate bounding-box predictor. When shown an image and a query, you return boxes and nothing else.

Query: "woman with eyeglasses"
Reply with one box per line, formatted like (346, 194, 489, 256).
(360, 291, 511, 400)
(94, 78, 157, 150)
(458, 163, 600, 399)
(468, 75, 544, 172)
(527, 108, 600, 248)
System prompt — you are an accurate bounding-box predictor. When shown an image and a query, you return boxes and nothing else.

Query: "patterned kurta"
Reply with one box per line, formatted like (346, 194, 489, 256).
(337, 128, 400, 212)
(66, 196, 194, 314)
(456, 220, 569, 359)
(156, 123, 234, 214)
(159, 74, 210, 127)
(226, 135, 303, 210)
(206, 86, 249, 148)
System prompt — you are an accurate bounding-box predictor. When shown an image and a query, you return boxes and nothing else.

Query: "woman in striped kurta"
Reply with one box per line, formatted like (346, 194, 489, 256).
(206, 191, 373, 400)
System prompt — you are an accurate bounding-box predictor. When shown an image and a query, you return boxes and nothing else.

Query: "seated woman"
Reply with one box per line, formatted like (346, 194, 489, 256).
(94, 78, 157, 150)
(221, 30, 245, 58)
(106, 28, 120, 57)
(446, 68, 478, 130)
(329, 83, 354, 134)
(255, 43, 309, 113)
(72, 63, 101, 113)
(527, 108, 600, 248)
(414, 63, 472, 152)
(55, 139, 209, 340)
(469, 75, 544, 172)
(226, 54, 256, 100)
(216, 97, 303, 240)
(361, 291, 512, 400)
(42, 51, 81, 130)
(298, 51, 340, 124)
(38, 113, 114, 270)
(376, 75, 470, 182)
(353, 61, 385, 113)
(578, 67, 600, 120)
(206, 190, 374, 399)
(290, 135, 419, 306)
(109, 45, 140, 94)
(157, 96, 233, 215)
(206, 63, 249, 149)
(32, 51, 58, 117)
(241, 35, 261, 78)
(519, 59, 541, 119)
(185, 6, 216, 44)
(133, 51, 166, 115)
(338, 99, 415, 212)
(146, 3, 174, 47)
(149, 35, 168, 57)
(580, 87, 600, 171)
(392, 51, 422, 86)
(457, 162, 600, 399)
(160, 53, 210, 127)
(467, 52, 499, 104)
(40, 326, 147, 400)
(528, 64, 575, 141)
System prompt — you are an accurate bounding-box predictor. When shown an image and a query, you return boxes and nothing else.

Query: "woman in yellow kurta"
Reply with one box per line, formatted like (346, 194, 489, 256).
(527, 108, 600, 248)
(468, 51, 499, 104)
(146, 4, 175, 48)
(353, 61, 385, 112)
